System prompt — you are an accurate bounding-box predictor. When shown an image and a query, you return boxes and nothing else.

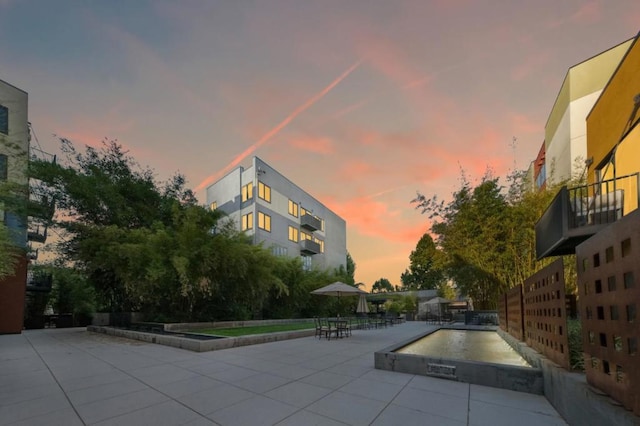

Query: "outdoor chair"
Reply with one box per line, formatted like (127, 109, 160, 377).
(337, 318, 352, 337)
(314, 317, 329, 339)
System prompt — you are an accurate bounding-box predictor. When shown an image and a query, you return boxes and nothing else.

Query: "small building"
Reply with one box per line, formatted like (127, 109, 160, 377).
(206, 157, 347, 272)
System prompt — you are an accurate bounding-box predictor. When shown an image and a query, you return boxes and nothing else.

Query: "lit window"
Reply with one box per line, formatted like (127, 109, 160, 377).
(319, 218, 324, 231)
(314, 237, 324, 253)
(288, 226, 298, 242)
(0, 105, 7, 135)
(242, 212, 253, 230)
(209, 201, 217, 211)
(288, 200, 298, 217)
(258, 181, 271, 202)
(258, 212, 271, 231)
(242, 182, 254, 202)
(301, 231, 311, 241)
(301, 207, 308, 217)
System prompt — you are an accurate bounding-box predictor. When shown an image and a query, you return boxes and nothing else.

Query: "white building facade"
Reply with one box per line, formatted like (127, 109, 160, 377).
(206, 157, 347, 272)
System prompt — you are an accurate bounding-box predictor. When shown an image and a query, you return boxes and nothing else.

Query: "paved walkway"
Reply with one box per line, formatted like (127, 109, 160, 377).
(0, 323, 567, 425)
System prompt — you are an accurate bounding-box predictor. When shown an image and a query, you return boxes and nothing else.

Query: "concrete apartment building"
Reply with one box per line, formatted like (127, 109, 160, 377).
(539, 38, 633, 189)
(206, 157, 347, 272)
(0, 79, 29, 333)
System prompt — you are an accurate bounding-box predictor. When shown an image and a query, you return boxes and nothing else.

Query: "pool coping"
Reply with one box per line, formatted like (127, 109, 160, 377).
(87, 325, 315, 352)
(374, 324, 544, 394)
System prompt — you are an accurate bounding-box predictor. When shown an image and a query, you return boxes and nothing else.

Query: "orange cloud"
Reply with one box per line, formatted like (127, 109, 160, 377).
(570, 1, 602, 24)
(287, 134, 335, 155)
(195, 59, 362, 192)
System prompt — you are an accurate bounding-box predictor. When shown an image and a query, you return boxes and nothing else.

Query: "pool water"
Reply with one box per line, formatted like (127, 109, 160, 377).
(395, 329, 531, 367)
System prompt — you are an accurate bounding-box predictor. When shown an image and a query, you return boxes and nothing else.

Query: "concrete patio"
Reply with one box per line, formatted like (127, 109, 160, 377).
(0, 322, 567, 425)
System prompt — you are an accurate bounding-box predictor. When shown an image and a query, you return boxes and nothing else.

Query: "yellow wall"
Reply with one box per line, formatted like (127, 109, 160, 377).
(545, 39, 632, 147)
(587, 35, 640, 182)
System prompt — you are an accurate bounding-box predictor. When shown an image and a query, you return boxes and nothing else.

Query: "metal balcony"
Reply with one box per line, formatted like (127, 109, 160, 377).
(535, 173, 639, 259)
(300, 238, 321, 255)
(27, 224, 47, 243)
(300, 213, 321, 231)
(26, 271, 53, 293)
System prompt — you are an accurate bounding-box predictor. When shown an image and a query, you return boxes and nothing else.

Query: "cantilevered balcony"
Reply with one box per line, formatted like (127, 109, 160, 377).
(535, 173, 639, 259)
(300, 213, 321, 232)
(300, 238, 320, 255)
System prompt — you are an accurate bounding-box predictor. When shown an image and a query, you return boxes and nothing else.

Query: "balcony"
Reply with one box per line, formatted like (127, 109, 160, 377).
(535, 173, 639, 259)
(300, 213, 321, 232)
(27, 224, 48, 243)
(300, 238, 320, 255)
(26, 270, 53, 293)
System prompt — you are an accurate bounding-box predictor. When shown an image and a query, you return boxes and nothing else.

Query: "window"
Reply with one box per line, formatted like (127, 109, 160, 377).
(209, 201, 217, 211)
(0, 154, 7, 181)
(301, 207, 309, 217)
(300, 231, 311, 241)
(288, 226, 299, 242)
(314, 237, 324, 253)
(288, 200, 298, 217)
(301, 255, 312, 271)
(242, 182, 253, 202)
(0, 105, 7, 135)
(258, 212, 271, 231)
(242, 212, 253, 230)
(258, 181, 271, 202)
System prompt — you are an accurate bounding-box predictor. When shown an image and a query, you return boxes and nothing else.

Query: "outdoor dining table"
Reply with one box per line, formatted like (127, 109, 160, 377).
(327, 318, 350, 338)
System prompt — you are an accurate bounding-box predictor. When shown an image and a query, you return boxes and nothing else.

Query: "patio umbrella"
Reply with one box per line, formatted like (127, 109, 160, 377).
(311, 281, 367, 298)
(311, 282, 367, 317)
(356, 294, 370, 314)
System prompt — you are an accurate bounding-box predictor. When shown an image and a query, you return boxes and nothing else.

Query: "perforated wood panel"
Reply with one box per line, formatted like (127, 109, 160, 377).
(506, 285, 524, 341)
(523, 259, 570, 369)
(577, 209, 640, 416)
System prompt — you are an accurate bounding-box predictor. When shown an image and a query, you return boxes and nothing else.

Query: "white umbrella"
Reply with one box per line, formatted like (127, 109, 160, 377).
(356, 294, 369, 314)
(311, 281, 368, 297)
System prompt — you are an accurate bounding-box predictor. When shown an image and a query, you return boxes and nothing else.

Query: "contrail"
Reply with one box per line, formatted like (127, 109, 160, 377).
(195, 60, 362, 192)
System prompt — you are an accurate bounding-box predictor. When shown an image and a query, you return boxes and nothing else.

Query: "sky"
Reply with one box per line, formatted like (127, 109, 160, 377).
(1, 1, 639, 290)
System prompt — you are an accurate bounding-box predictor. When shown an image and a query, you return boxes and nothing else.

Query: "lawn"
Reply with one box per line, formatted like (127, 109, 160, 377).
(189, 322, 315, 337)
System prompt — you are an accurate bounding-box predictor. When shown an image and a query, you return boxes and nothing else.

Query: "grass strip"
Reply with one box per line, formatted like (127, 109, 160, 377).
(189, 322, 315, 337)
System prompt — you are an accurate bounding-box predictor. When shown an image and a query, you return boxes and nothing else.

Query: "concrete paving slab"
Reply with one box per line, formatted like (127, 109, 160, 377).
(275, 409, 348, 425)
(468, 399, 567, 426)
(371, 403, 466, 426)
(305, 391, 388, 426)
(264, 381, 333, 408)
(176, 383, 254, 415)
(0, 323, 571, 426)
(207, 394, 298, 426)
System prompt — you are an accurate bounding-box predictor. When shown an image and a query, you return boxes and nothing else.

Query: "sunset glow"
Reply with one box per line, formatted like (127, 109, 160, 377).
(2, 1, 638, 289)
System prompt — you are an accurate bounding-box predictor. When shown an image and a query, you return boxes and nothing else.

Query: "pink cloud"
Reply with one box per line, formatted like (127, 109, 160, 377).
(570, 1, 602, 24)
(511, 51, 550, 81)
(286, 134, 335, 154)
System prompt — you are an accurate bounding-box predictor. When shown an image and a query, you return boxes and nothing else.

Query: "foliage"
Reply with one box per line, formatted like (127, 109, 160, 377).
(345, 252, 356, 285)
(402, 233, 445, 290)
(436, 281, 457, 300)
(567, 318, 584, 371)
(412, 169, 563, 309)
(0, 223, 20, 279)
(372, 277, 393, 293)
(49, 266, 95, 317)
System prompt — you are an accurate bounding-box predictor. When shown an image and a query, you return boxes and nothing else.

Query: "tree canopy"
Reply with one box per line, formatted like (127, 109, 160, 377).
(412, 169, 560, 309)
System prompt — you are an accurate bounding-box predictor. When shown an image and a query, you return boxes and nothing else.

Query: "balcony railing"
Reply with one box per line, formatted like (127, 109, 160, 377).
(300, 238, 320, 255)
(535, 173, 639, 259)
(300, 213, 321, 232)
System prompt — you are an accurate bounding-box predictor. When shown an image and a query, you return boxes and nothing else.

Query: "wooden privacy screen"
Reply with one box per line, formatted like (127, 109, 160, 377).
(577, 209, 640, 416)
(498, 293, 507, 332)
(523, 259, 570, 370)
(506, 285, 524, 341)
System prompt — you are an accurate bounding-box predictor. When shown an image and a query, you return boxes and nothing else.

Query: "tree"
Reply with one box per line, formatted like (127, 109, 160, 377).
(372, 277, 393, 293)
(345, 252, 356, 285)
(406, 233, 444, 290)
(0, 222, 19, 279)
